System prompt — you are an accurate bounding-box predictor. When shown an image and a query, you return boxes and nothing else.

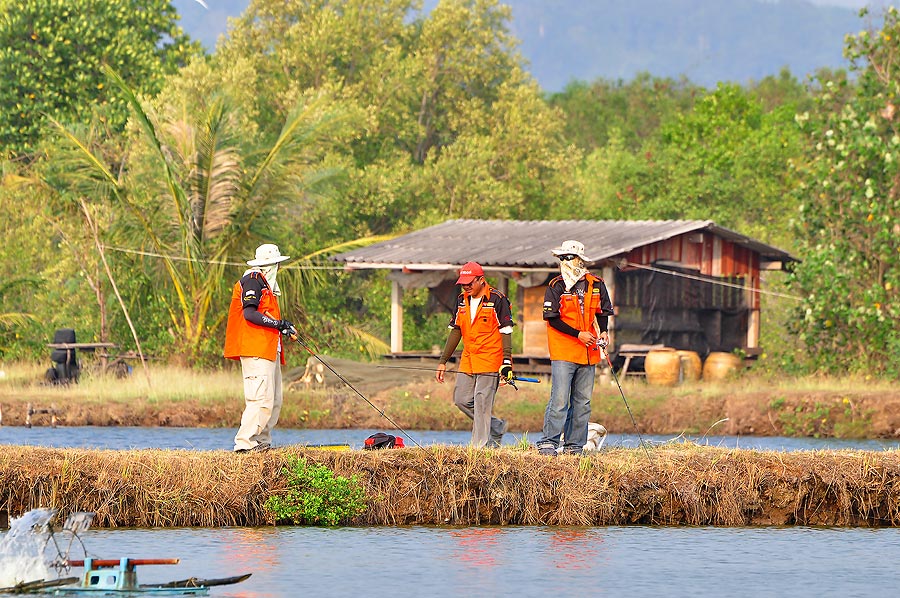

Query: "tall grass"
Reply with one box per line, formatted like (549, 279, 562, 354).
(2, 445, 899, 528)
(0, 362, 237, 404)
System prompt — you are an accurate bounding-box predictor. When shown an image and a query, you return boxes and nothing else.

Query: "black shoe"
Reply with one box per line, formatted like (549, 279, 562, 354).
(234, 443, 271, 454)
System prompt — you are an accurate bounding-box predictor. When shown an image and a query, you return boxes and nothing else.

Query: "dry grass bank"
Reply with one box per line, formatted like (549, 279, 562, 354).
(3, 360, 900, 438)
(2, 444, 899, 528)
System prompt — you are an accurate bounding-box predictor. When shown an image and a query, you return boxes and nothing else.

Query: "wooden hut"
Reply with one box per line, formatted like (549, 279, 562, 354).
(331, 219, 797, 369)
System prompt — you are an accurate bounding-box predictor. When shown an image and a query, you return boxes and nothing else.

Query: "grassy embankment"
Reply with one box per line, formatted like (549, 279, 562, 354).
(1, 444, 899, 528)
(2, 360, 900, 439)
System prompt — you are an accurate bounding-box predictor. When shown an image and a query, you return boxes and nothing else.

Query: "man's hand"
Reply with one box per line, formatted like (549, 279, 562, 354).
(278, 320, 297, 336)
(436, 363, 447, 384)
(499, 360, 514, 383)
(577, 330, 596, 347)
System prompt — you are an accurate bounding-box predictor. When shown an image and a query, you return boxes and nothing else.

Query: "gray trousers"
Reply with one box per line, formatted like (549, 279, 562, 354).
(234, 353, 283, 451)
(452, 372, 506, 448)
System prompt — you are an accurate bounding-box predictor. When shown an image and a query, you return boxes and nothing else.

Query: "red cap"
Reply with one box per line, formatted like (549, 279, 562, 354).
(456, 261, 484, 284)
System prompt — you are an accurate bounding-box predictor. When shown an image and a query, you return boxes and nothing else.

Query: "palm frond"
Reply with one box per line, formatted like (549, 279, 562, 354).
(103, 66, 192, 238)
(0, 312, 36, 328)
(191, 99, 241, 243)
(229, 93, 346, 244)
(48, 117, 120, 189)
(295, 234, 396, 262)
(342, 324, 391, 360)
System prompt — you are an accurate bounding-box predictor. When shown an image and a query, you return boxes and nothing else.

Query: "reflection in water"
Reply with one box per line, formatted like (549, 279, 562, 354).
(450, 527, 502, 568)
(225, 527, 282, 570)
(542, 528, 605, 571)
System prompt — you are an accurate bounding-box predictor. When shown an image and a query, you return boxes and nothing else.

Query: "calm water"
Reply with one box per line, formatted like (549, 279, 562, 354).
(0, 425, 899, 452)
(5, 525, 898, 598)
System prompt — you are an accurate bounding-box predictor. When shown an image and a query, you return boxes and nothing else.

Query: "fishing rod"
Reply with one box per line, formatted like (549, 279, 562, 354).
(599, 340, 653, 463)
(376, 364, 541, 385)
(288, 332, 423, 448)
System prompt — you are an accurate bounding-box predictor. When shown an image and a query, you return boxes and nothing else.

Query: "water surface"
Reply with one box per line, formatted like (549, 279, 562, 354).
(12, 525, 898, 598)
(1, 426, 898, 452)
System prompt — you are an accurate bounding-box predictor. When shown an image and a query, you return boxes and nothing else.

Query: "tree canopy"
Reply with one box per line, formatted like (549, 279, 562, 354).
(0, 0, 199, 158)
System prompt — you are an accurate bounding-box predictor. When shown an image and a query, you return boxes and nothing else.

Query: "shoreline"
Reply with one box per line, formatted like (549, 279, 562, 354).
(3, 363, 900, 439)
(3, 383, 900, 440)
(2, 444, 899, 528)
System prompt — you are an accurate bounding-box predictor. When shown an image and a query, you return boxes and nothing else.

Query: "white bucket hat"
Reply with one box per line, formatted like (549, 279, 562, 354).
(247, 243, 291, 267)
(550, 240, 588, 261)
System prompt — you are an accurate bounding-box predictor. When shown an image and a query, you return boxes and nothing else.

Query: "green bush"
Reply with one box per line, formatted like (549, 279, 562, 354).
(265, 456, 366, 526)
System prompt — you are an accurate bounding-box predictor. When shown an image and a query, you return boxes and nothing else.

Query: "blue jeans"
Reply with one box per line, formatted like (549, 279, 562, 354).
(537, 360, 595, 453)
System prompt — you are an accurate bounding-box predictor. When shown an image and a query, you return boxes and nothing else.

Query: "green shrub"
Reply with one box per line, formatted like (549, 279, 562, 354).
(265, 457, 366, 525)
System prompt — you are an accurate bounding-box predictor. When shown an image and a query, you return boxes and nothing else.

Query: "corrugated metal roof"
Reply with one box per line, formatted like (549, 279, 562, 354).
(330, 219, 798, 271)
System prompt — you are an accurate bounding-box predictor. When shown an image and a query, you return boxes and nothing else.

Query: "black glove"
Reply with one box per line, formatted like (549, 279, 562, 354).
(277, 320, 297, 336)
(498, 360, 514, 383)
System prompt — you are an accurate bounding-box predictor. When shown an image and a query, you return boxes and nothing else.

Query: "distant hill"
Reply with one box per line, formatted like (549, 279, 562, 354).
(171, 0, 876, 90)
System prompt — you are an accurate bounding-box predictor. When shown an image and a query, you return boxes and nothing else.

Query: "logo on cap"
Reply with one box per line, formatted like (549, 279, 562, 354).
(455, 261, 484, 284)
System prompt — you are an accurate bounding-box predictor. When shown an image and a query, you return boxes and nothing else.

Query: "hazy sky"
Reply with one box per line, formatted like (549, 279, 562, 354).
(810, 0, 886, 7)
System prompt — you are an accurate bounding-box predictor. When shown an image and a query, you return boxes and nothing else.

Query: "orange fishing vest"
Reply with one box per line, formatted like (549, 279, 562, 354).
(223, 275, 284, 364)
(457, 287, 506, 374)
(546, 274, 603, 365)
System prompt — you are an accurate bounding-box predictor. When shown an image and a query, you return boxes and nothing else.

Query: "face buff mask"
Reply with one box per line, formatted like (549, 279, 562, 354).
(243, 264, 281, 296)
(560, 257, 588, 292)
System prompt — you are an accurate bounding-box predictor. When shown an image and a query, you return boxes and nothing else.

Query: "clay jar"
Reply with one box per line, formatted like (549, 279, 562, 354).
(702, 352, 743, 381)
(644, 348, 681, 386)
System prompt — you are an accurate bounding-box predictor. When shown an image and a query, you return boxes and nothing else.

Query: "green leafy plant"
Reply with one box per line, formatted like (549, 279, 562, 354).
(790, 7, 900, 376)
(265, 456, 366, 526)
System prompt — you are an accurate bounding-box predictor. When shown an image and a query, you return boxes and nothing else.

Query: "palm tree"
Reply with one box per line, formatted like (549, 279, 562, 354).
(54, 68, 347, 362)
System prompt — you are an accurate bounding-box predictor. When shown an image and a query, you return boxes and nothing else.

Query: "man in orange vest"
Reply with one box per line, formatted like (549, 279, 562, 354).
(436, 261, 515, 448)
(537, 240, 614, 456)
(224, 244, 296, 453)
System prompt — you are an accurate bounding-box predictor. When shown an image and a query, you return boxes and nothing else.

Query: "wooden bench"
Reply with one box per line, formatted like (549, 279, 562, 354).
(616, 343, 666, 377)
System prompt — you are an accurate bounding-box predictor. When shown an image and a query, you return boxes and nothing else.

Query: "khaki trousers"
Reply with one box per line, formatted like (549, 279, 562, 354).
(234, 353, 283, 451)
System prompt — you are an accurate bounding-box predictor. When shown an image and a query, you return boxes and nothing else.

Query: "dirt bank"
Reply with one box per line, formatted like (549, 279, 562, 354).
(3, 362, 900, 439)
(2, 445, 899, 528)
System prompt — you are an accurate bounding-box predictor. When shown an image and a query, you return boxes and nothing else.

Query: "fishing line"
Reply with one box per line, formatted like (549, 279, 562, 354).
(376, 364, 541, 385)
(289, 333, 423, 448)
(600, 341, 653, 463)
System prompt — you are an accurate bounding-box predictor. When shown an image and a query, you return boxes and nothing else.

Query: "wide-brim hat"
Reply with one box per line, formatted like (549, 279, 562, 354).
(456, 261, 484, 284)
(247, 243, 291, 266)
(550, 240, 588, 261)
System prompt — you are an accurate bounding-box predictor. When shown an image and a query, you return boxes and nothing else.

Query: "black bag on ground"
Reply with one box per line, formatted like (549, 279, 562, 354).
(364, 433, 396, 450)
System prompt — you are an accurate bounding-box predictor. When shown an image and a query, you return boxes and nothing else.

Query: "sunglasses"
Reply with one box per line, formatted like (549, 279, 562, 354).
(461, 276, 483, 287)
(557, 254, 579, 262)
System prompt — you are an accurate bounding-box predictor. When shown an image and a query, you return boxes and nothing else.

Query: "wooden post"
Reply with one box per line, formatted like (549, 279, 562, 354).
(390, 280, 403, 353)
(51, 403, 57, 428)
(25, 403, 32, 428)
(747, 273, 761, 349)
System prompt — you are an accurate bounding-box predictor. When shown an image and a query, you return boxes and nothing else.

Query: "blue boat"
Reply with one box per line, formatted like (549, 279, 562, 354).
(51, 558, 251, 596)
(1, 510, 250, 596)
